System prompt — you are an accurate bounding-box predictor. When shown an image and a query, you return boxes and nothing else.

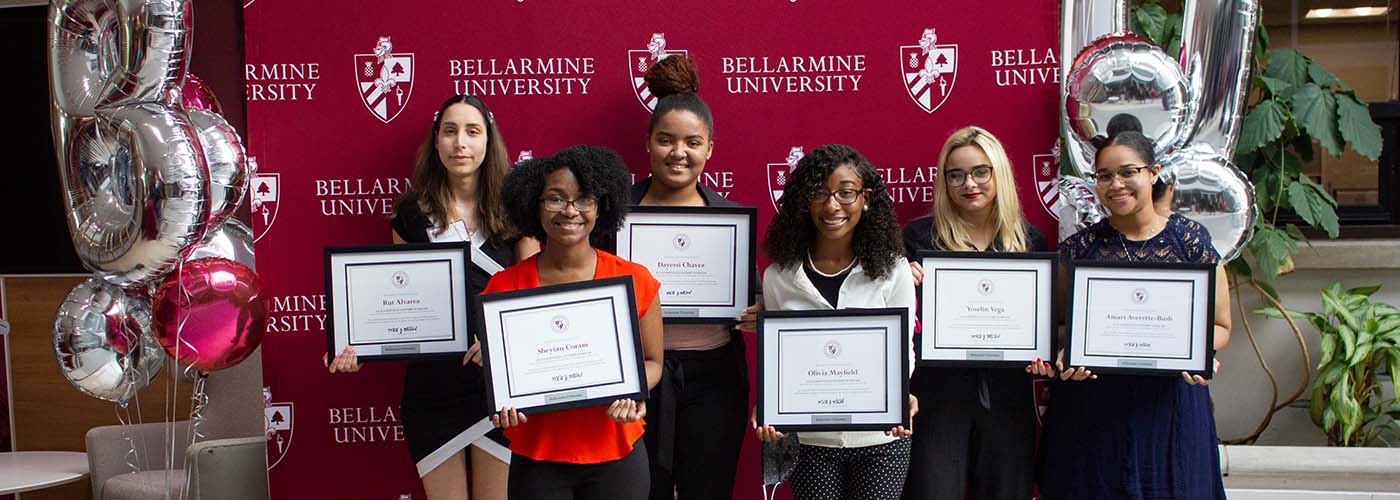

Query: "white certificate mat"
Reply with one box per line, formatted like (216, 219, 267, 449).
(616, 206, 756, 323)
(1067, 262, 1215, 376)
(919, 252, 1055, 366)
(479, 276, 647, 415)
(758, 309, 909, 432)
(326, 243, 472, 362)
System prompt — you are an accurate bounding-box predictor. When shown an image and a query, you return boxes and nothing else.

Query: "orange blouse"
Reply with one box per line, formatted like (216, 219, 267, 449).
(482, 249, 660, 463)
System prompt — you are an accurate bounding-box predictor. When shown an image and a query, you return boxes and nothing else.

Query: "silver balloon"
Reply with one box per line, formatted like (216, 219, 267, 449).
(1065, 33, 1190, 164)
(187, 218, 256, 270)
(101, 0, 192, 108)
(47, 0, 120, 117)
(1056, 175, 1105, 241)
(187, 109, 249, 229)
(1161, 144, 1256, 261)
(1176, 0, 1259, 158)
(61, 103, 210, 286)
(53, 278, 156, 404)
(1059, 0, 1130, 179)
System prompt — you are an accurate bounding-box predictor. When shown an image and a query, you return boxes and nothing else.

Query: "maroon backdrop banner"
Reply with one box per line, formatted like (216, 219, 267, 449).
(245, 1, 1061, 498)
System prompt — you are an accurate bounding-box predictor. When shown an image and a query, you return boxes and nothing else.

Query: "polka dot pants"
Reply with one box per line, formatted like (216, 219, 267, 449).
(791, 438, 912, 500)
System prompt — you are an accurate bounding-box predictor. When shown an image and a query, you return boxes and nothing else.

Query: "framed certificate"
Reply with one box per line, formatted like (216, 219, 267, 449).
(477, 276, 648, 415)
(1066, 261, 1216, 377)
(615, 205, 757, 323)
(325, 243, 472, 362)
(756, 308, 910, 432)
(917, 252, 1056, 367)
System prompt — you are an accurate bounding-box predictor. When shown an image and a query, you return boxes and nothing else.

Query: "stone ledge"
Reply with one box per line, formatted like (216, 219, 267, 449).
(1222, 445, 1400, 493)
(1289, 240, 1400, 270)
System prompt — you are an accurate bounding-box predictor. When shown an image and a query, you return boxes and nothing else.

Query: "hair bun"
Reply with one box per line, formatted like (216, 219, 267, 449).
(644, 54, 699, 99)
(1105, 113, 1144, 138)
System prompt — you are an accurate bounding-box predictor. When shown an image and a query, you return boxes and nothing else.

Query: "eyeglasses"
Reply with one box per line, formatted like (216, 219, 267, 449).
(808, 188, 867, 205)
(1092, 165, 1150, 184)
(540, 195, 598, 212)
(945, 166, 993, 187)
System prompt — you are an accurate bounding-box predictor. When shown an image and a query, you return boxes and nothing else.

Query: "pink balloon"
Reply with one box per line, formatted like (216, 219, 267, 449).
(152, 257, 267, 371)
(181, 74, 224, 114)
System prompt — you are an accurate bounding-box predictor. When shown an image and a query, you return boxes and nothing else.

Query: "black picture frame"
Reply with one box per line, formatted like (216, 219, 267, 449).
(916, 251, 1058, 368)
(477, 275, 648, 416)
(324, 242, 474, 363)
(1065, 260, 1216, 378)
(756, 308, 911, 432)
(616, 205, 759, 324)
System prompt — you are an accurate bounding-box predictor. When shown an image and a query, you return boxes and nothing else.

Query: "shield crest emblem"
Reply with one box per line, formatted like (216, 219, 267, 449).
(628, 33, 686, 112)
(767, 147, 805, 211)
(265, 402, 294, 469)
(354, 37, 414, 123)
(900, 32, 957, 114)
(1031, 153, 1065, 220)
(250, 172, 280, 242)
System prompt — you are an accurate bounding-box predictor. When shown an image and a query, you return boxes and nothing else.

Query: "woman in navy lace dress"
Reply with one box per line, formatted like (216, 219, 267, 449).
(1036, 129, 1232, 500)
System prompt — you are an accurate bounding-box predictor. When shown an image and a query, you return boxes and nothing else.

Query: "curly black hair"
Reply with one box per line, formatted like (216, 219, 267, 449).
(763, 144, 902, 280)
(501, 145, 632, 246)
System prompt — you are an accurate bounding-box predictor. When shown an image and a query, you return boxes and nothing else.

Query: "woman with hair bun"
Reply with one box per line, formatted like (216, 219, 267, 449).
(627, 54, 756, 500)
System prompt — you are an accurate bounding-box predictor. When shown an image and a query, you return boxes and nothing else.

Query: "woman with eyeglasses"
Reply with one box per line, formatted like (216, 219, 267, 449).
(900, 127, 1047, 500)
(753, 144, 917, 500)
(1035, 128, 1231, 500)
(603, 55, 755, 500)
(486, 145, 663, 500)
(326, 95, 538, 500)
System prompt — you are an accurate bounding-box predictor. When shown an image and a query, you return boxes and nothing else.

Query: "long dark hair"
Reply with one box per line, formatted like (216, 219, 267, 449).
(763, 144, 902, 280)
(393, 95, 515, 244)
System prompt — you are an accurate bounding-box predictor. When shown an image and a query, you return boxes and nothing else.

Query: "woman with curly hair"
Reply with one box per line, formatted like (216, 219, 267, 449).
(326, 94, 537, 500)
(901, 126, 1048, 500)
(619, 54, 756, 500)
(486, 145, 664, 500)
(753, 144, 918, 500)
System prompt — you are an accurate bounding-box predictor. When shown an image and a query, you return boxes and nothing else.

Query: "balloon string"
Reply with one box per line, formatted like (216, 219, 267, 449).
(181, 373, 208, 500)
(115, 404, 141, 476)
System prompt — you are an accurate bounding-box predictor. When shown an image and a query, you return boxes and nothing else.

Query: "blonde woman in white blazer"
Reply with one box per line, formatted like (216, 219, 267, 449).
(753, 144, 918, 500)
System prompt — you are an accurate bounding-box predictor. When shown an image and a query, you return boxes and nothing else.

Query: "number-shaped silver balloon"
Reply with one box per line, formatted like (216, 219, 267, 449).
(48, 0, 212, 286)
(1057, 0, 1259, 261)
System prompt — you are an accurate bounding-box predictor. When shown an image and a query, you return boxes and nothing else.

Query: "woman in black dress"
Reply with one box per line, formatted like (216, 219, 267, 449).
(901, 126, 1049, 500)
(327, 94, 538, 500)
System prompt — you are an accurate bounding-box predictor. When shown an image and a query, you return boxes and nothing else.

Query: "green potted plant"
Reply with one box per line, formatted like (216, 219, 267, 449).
(1258, 284, 1400, 446)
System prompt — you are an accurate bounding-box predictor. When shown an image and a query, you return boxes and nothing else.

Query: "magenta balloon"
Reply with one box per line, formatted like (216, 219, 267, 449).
(152, 257, 267, 371)
(180, 74, 224, 114)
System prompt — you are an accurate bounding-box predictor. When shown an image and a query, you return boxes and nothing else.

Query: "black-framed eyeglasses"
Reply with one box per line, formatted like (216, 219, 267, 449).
(808, 188, 867, 205)
(540, 195, 598, 212)
(945, 166, 993, 187)
(1093, 165, 1150, 184)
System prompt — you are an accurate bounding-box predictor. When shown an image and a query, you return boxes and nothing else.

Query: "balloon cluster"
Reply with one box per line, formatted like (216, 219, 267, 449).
(47, 0, 265, 404)
(1057, 0, 1258, 261)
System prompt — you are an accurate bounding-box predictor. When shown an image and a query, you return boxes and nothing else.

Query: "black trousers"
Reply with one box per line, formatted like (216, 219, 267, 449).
(902, 367, 1036, 500)
(644, 340, 748, 500)
(507, 439, 649, 500)
(792, 439, 913, 500)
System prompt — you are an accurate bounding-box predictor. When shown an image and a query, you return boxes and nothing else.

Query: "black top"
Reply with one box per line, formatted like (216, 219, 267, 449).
(803, 263, 849, 308)
(597, 176, 742, 253)
(902, 215, 1048, 257)
(390, 203, 517, 401)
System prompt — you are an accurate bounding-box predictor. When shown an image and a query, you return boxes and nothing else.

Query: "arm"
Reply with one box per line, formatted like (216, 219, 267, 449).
(1213, 263, 1231, 350)
(608, 294, 664, 424)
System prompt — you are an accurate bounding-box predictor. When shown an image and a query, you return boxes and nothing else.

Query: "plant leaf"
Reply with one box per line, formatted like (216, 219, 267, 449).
(1308, 61, 1342, 88)
(1134, 3, 1169, 47)
(1347, 285, 1383, 298)
(1292, 84, 1344, 157)
(1266, 48, 1308, 87)
(1310, 388, 1328, 426)
(1339, 324, 1358, 361)
(1260, 75, 1294, 99)
(1321, 361, 1347, 385)
(1320, 333, 1337, 365)
(1289, 176, 1340, 238)
(1323, 287, 1363, 332)
(1239, 100, 1288, 154)
(1337, 94, 1383, 161)
(1248, 224, 1299, 281)
(1350, 341, 1374, 367)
